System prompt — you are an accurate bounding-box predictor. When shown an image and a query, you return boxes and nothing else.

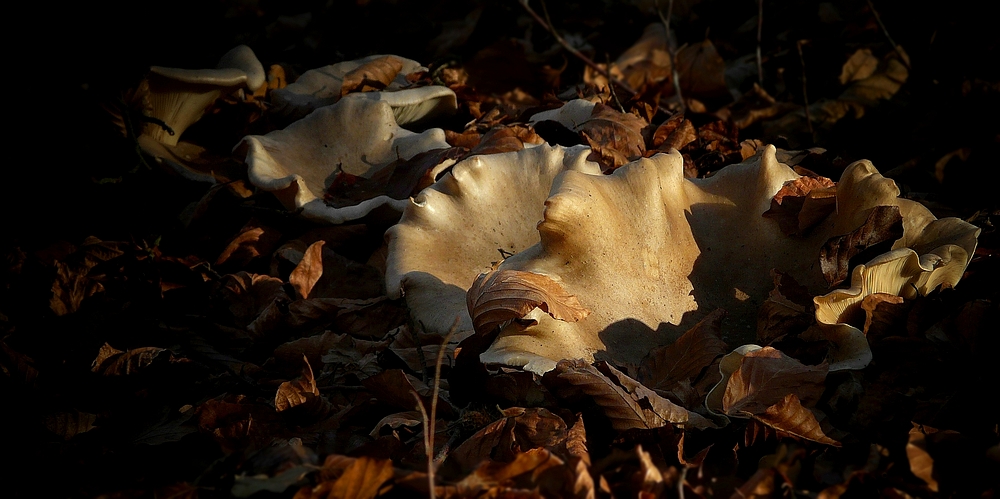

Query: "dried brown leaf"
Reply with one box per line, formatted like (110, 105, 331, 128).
(756, 270, 816, 344)
(543, 360, 715, 431)
(819, 205, 904, 286)
(0, 339, 39, 386)
(219, 272, 288, 328)
(839, 49, 879, 85)
(639, 309, 727, 392)
(577, 103, 649, 167)
(44, 410, 98, 440)
(753, 394, 841, 446)
(763, 175, 837, 236)
(675, 39, 729, 99)
(91, 343, 173, 375)
(861, 293, 906, 338)
(340, 56, 403, 96)
(362, 369, 455, 418)
(468, 269, 590, 335)
(906, 424, 939, 492)
(289, 241, 324, 300)
(275, 356, 332, 421)
(328, 457, 394, 499)
(651, 114, 696, 152)
(215, 225, 283, 269)
(722, 346, 828, 417)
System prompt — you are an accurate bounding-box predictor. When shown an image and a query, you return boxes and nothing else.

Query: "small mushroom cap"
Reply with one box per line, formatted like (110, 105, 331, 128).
(384, 144, 601, 335)
(239, 94, 450, 224)
(528, 99, 597, 131)
(145, 45, 266, 147)
(271, 55, 456, 125)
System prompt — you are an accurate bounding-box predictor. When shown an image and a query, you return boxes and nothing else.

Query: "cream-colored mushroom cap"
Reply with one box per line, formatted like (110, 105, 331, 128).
(384, 144, 601, 336)
(271, 55, 456, 126)
(474, 146, 979, 374)
(238, 94, 450, 224)
(145, 45, 266, 147)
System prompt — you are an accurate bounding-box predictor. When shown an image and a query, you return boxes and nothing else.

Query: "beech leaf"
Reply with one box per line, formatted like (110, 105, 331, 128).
(274, 355, 332, 421)
(543, 359, 715, 430)
(753, 393, 841, 446)
(820, 205, 904, 286)
(577, 103, 649, 170)
(289, 240, 325, 300)
(91, 343, 173, 375)
(328, 457, 394, 499)
(722, 346, 827, 417)
(44, 410, 98, 440)
(638, 308, 727, 392)
(468, 269, 591, 335)
(762, 175, 837, 236)
(340, 56, 403, 96)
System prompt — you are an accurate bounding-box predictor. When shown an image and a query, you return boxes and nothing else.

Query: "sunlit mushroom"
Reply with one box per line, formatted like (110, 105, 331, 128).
(139, 45, 265, 182)
(238, 94, 450, 224)
(467, 146, 978, 373)
(271, 54, 456, 127)
(384, 144, 601, 336)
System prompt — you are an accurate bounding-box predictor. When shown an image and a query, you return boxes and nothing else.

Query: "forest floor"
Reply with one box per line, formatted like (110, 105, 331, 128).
(3, 0, 998, 497)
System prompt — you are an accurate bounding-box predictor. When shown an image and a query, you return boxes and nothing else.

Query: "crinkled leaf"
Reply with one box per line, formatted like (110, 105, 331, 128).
(215, 225, 283, 269)
(839, 48, 879, 85)
(820, 205, 904, 286)
(578, 103, 649, 169)
(44, 410, 98, 440)
(752, 393, 841, 446)
(91, 343, 174, 375)
(861, 292, 906, 338)
(289, 241, 324, 300)
(639, 308, 727, 392)
(340, 56, 403, 96)
(651, 114, 696, 152)
(763, 175, 837, 236)
(543, 359, 715, 431)
(907, 424, 939, 492)
(275, 355, 333, 421)
(756, 270, 816, 344)
(468, 270, 590, 335)
(328, 457, 394, 499)
(722, 346, 828, 417)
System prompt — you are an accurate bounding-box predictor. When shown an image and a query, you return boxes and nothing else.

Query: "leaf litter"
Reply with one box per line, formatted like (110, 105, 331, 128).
(4, 1, 998, 497)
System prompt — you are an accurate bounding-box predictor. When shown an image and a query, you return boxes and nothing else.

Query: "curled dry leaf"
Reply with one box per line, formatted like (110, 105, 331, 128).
(340, 56, 403, 96)
(328, 457, 394, 499)
(288, 241, 325, 300)
(543, 359, 715, 431)
(274, 355, 333, 422)
(756, 270, 815, 345)
(762, 175, 837, 236)
(754, 394, 841, 446)
(468, 269, 591, 335)
(820, 205, 904, 287)
(906, 424, 939, 492)
(651, 113, 697, 152)
(720, 346, 828, 416)
(638, 308, 727, 393)
(860, 292, 907, 338)
(91, 343, 175, 375)
(578, 103, 649, 171)
(44, 410, 98, 440)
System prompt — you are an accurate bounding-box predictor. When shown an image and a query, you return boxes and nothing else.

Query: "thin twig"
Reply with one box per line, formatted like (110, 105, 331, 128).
(796, 40, 815, 143)
(865, 0, 911, 69)
(605, 53, 626, 112)
(519, 0, 638, 97)
(413, 318, 460, 499)
(756, 0, 764, 84)
(410, 392, 434, 499)
(656, 0, 685, 113)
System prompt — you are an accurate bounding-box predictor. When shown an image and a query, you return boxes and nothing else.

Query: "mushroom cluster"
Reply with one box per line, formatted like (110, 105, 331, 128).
(387, 143, 979, 374)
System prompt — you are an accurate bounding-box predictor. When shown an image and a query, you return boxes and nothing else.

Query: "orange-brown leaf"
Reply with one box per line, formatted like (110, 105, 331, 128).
(861, 292, 906, 338)
(763, 176, 837, 236)
(639, 309, 727, 392)
(722, 346, 827, 417)
(577, 103, 649, 168)
(340, 56, 403, 96)
(289, 241, 325, 300)
(467, 269, 591, 335)
(275, 355, 320, 413)
(328, 456, 394, 499)
(651, 114, 697, 152)
(819, 205, 904, 286)
(753, 393, 841, 446)
(91, 343, 172, 375)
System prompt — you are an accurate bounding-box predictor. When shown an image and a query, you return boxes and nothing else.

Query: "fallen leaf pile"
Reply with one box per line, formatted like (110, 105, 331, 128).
(4, 1, 998, 497)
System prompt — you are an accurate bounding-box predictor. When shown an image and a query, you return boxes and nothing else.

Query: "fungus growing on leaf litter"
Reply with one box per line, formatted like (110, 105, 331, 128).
(387, 142, 978, 374)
